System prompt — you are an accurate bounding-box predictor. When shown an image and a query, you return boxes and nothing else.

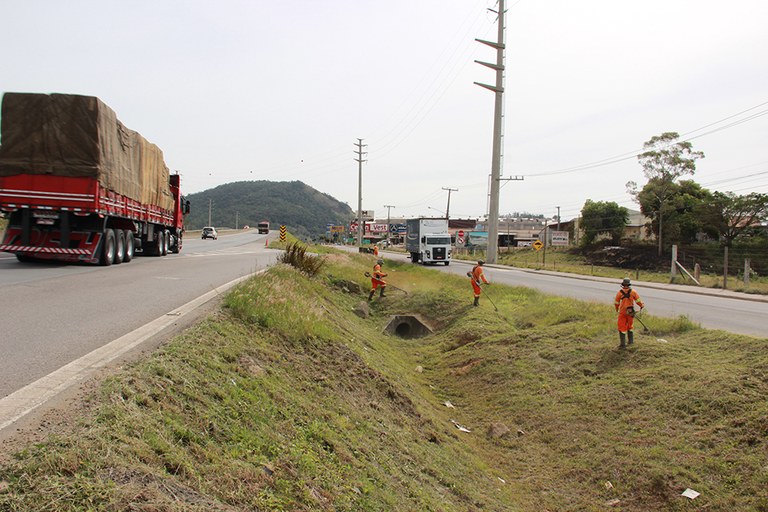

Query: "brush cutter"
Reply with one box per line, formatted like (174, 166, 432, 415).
(633, 312, 668, 343)
(466, 271, 499, 312)
(364, 272, 408, 295)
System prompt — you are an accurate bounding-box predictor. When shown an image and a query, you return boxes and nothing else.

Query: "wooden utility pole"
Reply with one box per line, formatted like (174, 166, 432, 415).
(442, 187, 457, 220)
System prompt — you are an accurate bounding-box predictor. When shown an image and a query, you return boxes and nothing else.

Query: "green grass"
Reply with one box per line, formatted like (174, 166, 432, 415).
(1, 249, 766, 511)
(451, 246, 768, 294)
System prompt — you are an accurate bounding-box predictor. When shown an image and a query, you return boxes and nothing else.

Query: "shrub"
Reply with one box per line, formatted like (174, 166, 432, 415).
(278, 241, 326, 277)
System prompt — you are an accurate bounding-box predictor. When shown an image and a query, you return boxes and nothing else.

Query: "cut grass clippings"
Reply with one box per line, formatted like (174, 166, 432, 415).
(0, 249, 767, 511)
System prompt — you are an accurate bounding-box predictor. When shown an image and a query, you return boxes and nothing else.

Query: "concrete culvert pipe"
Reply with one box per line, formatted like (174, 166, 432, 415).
(384, 315, 433, 339)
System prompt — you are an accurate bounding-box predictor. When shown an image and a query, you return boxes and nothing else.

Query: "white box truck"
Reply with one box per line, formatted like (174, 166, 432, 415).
(405, 218, 452, 265)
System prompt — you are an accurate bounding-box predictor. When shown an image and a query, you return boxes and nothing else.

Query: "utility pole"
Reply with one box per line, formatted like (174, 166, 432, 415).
(384, 204, 395, 246)
(235, 211, 239, 230)
(556, 206, 561, 231)
(354, 139, 367, 247)
(442, 187, 458, 220)
(475, 0, 520, 264)
(208, 198, 212, 226)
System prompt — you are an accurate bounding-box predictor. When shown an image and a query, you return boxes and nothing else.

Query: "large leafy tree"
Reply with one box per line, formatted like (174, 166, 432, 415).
(699, 191, 768, 247)
(580, 199, 628, 246)
(636, 179, 713, 245)
(627, 132, 704, 256)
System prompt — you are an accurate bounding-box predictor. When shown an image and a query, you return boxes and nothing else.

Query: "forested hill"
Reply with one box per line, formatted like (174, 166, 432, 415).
(185, 180, 354, 239)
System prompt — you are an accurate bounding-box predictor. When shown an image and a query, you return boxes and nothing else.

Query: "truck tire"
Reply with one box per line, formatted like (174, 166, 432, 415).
(113, 229, 125, 264)
(100, 229, 115, 266)
(444, 261, 449, 266)
(410, 253, 419, 264)
(162, 230, 170, 256)
(123, 231, 135, 262)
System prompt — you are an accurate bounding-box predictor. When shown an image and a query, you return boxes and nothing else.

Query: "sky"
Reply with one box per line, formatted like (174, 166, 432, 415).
(2, 0, 767, 223)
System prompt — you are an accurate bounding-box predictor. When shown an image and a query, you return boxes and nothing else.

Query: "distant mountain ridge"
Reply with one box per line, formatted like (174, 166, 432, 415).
(185, 180, 354, 239)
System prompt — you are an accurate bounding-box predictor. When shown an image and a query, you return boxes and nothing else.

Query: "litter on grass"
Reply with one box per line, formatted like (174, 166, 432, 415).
(444, 400, 455, 408)
(451, 419, 471, 432)
(681, 488, 700, 499)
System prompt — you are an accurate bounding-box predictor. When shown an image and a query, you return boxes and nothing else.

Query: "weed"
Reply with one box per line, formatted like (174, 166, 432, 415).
(277, 241, 326, 277)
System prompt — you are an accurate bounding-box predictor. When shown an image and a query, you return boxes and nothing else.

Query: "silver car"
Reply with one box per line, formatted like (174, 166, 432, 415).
(202, 226, 218, 240)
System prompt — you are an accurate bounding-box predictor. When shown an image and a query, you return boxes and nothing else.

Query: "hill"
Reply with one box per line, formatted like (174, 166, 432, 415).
(1, 248, 766, 510)
(185, 180, 354, 238)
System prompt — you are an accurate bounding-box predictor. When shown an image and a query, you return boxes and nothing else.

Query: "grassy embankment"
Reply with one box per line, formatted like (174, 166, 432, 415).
(450, 246, 768, 295)
(1, 245, 766, 511)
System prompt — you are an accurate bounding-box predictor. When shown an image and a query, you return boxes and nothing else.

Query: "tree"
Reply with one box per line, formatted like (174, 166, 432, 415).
(699, 191, 768, 247)
(627, 132, 704, 256)
(635, 179, 713, 245)
(580, 200, 629, 246)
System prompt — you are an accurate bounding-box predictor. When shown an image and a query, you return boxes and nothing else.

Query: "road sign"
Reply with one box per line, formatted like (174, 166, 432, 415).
(457, 230, 465, 238)
(532, 239, 543, 251)
(457, 236, 465, 245)
(279, 225, 287, 242)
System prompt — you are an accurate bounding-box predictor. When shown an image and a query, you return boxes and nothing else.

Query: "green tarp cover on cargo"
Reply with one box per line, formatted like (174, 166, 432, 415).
(0, 92, 173, 211)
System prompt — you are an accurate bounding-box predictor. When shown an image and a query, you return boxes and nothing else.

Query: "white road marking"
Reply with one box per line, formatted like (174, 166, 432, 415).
(0, 271, 261, 432)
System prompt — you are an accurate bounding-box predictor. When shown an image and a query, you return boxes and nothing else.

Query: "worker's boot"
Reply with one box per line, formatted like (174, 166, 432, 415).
(473, 297, 480, 307)
(379, 287, 386, 298)
(619, 332, 626, 349)
(627, 331, 634, 345)
(368, 290, 375, 301)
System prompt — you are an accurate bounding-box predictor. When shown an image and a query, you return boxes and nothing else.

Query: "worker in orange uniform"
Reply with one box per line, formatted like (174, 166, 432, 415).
(468, 260, 489, 306)
(614, 278, 644, 348)
(369, 259, 387, 301)
(373, 244, 379, 257)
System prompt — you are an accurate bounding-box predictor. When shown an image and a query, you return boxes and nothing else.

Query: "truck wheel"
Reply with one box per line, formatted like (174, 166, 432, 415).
(100, 230, 115, 266)
(123, 231, 135, 262)
(170, 233, 180, 254)
(162, 230, 170, 256)
(444, 261, 449, 266)
(113, 229, 125, 264)
(410, 253, 419, 264)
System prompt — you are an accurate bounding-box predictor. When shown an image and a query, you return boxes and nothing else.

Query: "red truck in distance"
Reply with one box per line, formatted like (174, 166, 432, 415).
(0, 93, 189, 265)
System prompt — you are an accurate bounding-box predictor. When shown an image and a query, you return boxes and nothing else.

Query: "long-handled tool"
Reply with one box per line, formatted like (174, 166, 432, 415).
(633, 312, 668, 343)
(467, 271, 499, 312)
(364, 272, 408, 295)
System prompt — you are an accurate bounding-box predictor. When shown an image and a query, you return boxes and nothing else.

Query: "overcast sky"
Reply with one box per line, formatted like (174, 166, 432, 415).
(2, 0, 767, 223)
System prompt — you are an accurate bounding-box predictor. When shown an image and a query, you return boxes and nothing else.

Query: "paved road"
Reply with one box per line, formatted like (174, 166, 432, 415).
(0, 230, 278, 422)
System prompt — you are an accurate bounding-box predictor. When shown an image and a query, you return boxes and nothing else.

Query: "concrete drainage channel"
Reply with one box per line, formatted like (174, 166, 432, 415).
(383, 314, 434, 339)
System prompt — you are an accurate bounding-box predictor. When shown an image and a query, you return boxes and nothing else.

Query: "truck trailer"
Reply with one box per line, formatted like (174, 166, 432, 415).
(0, 92, 189, 265)
(405, 218, 452, 265)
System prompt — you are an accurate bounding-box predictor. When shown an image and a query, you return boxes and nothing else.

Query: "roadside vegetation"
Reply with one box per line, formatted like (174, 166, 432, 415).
(1, 247, 766, 511)
(452, 245, 768, 295)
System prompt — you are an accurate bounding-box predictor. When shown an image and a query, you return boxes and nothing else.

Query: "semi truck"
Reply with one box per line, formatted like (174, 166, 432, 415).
(405, 218, 452, 265)
(257, 221, 270, 234)
(0, 92, 189, 265)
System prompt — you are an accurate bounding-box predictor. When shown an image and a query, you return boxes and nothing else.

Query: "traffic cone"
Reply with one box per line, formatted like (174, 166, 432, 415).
(265, 238, 269, 247)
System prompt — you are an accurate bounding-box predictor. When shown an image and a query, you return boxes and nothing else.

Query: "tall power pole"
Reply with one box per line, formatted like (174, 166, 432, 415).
(475, 0, 508, 264)
(384, 204, 395, 246)
(354, 139, 367, 247)
(442, 187, 458, 220)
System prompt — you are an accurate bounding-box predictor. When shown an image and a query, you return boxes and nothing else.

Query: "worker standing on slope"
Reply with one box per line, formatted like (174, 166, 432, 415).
(369, 259, 387, 301)
(468, 260, 490, 307)
(373, 244, 379, 257)
(614, 278, 644, 349)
